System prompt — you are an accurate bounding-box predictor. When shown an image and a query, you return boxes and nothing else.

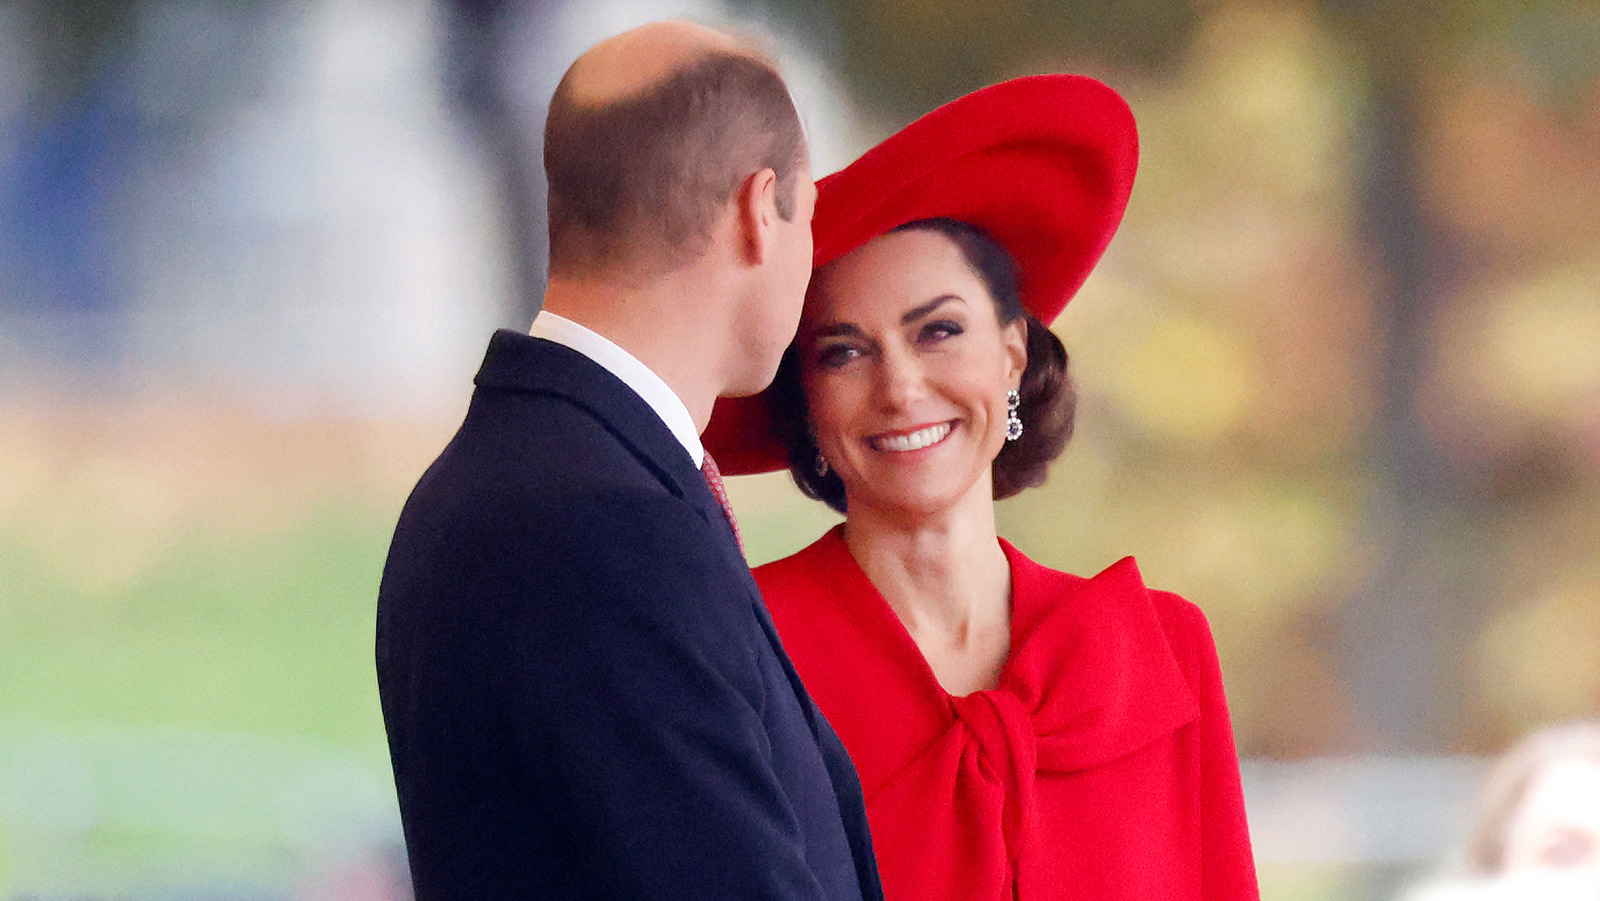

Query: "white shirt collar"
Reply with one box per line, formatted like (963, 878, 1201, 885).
(529, 311, 705, 467)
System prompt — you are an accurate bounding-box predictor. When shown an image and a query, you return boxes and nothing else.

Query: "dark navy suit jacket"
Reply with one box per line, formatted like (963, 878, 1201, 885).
(376, 330, 882, 900)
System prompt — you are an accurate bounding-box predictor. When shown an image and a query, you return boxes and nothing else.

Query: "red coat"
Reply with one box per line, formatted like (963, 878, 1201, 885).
(755, 527, 1259, 901)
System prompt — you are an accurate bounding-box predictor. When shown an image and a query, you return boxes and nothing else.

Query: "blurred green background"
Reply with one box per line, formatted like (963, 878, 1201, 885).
(3, 0, 1599, 898)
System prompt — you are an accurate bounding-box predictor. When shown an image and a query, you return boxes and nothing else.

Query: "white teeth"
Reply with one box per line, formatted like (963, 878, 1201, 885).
(873, 422, 952, 453)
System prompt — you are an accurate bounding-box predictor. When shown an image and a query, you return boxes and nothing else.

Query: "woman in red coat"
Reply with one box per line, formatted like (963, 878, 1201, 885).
(704, 75, 1259, 900)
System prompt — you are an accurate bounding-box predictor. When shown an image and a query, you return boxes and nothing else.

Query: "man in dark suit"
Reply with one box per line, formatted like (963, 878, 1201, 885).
(375, 20, 882, 901)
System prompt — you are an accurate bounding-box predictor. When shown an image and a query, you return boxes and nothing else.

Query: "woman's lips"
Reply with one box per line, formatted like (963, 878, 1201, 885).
(868, 421, 953, 453)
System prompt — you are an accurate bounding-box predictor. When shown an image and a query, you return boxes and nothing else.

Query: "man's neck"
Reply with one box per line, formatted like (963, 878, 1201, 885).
(541, 276, 722, 433)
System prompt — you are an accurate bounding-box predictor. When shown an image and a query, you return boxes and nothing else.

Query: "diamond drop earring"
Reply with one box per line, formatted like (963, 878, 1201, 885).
(1005, 389, 1023, 441)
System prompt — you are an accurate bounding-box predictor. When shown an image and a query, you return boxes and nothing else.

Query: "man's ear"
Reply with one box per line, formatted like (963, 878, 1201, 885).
(735, 167, 780, 266)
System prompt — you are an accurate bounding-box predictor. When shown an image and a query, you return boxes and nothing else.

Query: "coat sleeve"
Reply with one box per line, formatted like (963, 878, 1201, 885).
(505, 491, 836, 901)
(1155, 592, 1261, 901)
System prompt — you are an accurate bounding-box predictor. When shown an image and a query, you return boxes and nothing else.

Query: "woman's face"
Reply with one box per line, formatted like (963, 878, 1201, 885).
(799, 228, 1027, 519)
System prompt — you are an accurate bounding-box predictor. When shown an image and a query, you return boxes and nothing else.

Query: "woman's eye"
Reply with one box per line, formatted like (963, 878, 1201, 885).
(921, 320, 964, 343)
(815, 343, 863, 369)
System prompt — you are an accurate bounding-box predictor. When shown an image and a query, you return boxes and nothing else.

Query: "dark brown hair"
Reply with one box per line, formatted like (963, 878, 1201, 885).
(769, 218, 1077, 513)
(544, 48, 804, 277)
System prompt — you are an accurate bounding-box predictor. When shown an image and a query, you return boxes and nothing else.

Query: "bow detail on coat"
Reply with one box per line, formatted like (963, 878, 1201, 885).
(917, 551, 1200, 889)
(755, 528, 1202, 900)
(947, 688, 1038, 871)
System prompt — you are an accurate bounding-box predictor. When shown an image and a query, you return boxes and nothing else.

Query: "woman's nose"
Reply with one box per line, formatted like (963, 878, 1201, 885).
(874, 344, 926, 409)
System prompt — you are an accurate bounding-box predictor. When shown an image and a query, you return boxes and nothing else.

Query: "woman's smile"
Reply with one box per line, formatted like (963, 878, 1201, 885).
(868, 421, 954, 453)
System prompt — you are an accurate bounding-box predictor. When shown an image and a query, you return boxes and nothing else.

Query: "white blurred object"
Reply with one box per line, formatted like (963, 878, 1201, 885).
(1397, 723, 1600, 901)
(1502, 757, 1600, 878)
(125, 0, 504, 418)
(1242, 755, 1488, 867)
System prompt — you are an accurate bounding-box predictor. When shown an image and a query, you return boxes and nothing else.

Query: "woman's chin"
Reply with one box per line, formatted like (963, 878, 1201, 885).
(844, 474, 991, 524)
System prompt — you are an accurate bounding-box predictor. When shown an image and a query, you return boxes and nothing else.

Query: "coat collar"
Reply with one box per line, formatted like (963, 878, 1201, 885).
(765, 526, 1200, 783)
(998, 540, 1200, 772)
(473, 328, 707, 516)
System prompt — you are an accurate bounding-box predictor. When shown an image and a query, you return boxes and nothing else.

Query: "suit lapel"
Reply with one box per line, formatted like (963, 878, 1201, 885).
(474, 329, 741, 558)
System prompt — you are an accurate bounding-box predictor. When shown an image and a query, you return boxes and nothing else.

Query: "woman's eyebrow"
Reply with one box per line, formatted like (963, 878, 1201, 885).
(807, 295, 963, 339)
(809, 322, 866, 340)
(900, 294, 962, 325)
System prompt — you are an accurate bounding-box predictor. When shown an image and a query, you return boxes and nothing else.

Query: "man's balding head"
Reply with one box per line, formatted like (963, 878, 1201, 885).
(544, 22, 806, 279)
(561, 21, 746, 107)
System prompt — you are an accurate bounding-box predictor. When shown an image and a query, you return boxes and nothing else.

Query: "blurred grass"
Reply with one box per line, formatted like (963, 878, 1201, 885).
(0, 507, 392, 746)
(0, 490, 404, 895)
(1257, 865, 1364, 901)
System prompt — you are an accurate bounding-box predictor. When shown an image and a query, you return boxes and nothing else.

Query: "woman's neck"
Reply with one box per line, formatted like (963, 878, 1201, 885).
(842, 487, 1013, 695)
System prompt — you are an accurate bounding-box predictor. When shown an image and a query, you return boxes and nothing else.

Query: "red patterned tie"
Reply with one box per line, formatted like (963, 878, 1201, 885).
(700, 452, 744, 554)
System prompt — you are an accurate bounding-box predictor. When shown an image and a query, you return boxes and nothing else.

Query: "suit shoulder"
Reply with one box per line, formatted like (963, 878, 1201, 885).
(401, 390, 690, 537)
(465, 389, 668, 485)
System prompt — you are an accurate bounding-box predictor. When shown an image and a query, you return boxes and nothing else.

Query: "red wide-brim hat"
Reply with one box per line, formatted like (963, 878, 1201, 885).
(704, 73, 1138, 475)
